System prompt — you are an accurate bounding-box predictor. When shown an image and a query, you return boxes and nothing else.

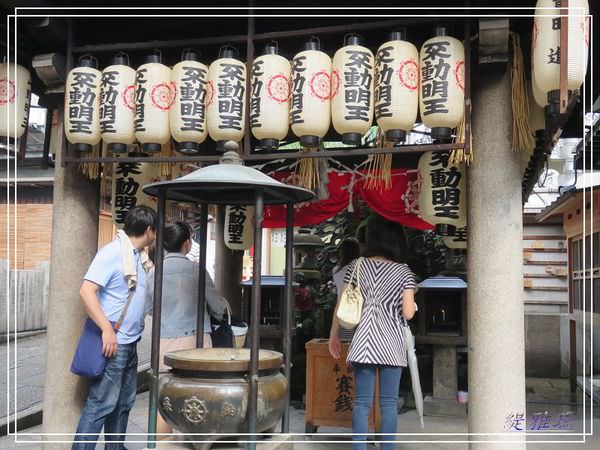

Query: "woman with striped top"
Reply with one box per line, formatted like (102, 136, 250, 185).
(330, 217, 417, 450)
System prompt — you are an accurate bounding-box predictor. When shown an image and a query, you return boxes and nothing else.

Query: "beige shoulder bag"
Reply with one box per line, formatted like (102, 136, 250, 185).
(336, 257, 364, 330)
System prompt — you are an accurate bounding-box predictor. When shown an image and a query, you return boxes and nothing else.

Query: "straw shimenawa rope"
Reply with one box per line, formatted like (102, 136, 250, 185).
(159, 140, 174, 178)
(79, 141, 101, 179)
(510, 31, 534, 152)
(451, 107, 473, 166)
(450, 36, 473, 167)
(364, 128, 392, 191)
(296, 146, 320, 191)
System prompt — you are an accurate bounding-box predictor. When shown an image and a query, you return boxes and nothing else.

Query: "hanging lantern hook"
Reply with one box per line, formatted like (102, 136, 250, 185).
(219, 43, 238, 58)
(115, 51, 130, 66)
(151, 48, 163, 63)
(181, 47, 201, 61)
(343, 32, 366, 47)
(78, 53, 98, 69)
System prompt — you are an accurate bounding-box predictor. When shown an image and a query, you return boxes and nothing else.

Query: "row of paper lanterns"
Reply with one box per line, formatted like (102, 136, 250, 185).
(62, 26, 466, 155)
(2, 2, 588, 149)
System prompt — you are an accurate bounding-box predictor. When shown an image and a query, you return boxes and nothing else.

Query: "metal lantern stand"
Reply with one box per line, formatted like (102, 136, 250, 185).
(142, 152, 314, 449)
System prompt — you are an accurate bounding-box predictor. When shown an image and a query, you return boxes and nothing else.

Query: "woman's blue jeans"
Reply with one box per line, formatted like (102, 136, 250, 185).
(352, 364, 402, 450)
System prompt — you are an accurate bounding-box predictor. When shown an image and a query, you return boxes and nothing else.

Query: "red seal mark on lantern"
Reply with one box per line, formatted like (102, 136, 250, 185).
(0, 78, 15, 105)
(310, 71, 331, 101)
(454, 60, 465, 92)
(206, 80, 215, 107)
(267, 74, 290, 103)
(397, 59, 418, 91)
(584, 16, 590, 48)
(122, 84, 136, 111)
(151, 81, 176, 111)
(330, 70, 340, 99)
(532, 19, 539, 50)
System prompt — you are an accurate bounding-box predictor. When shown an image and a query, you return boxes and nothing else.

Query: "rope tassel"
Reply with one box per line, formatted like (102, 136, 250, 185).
(510, 31, 534, 152)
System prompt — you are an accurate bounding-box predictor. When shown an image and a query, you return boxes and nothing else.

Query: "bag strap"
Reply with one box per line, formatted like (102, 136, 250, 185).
(225, 304, 232, 326)
(114, 287, 135, 332)
(349, 257, 362, 287)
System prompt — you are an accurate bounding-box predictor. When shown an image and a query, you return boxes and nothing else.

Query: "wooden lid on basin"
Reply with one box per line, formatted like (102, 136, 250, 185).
(163, 348, 284, 372)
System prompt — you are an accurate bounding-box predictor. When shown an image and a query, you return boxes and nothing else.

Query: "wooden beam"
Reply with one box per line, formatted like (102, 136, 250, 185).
(463, 16, 472, 157)
(41, 108, 52, 170)
(559, 0, 569, 114)
(63, 142, 464, 165)
(243, 8, 255, 158)
(71, 18, 438, 54)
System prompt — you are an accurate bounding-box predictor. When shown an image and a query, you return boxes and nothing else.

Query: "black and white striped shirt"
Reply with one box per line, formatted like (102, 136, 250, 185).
(344, 258, 416, 367)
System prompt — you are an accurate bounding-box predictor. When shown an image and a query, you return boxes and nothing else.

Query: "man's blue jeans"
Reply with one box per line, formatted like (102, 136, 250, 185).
(352, 364, 403, 450)
(72, 342, 138, 450)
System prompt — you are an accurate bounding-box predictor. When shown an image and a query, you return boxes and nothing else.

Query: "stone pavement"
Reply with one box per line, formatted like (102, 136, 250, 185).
(0, 317, 153, 429)
(1, 377, 599, 449)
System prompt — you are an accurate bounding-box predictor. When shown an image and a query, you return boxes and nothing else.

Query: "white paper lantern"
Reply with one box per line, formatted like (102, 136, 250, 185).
(0, 62, 31, 139)
(442, 226, 467, 249)
(112, 162, 161, 229)
(135, 51, 174, 153)
(419, 27, 465, 141)
(529, 78, 547, 132)
(100, 52, 136, 153)
(250, 42, 291, 150)
(224, 204, 254, 250)
(532, 0, 589, 112)
(64, 56, 101, 153)
(331, 34, 375, 146)
(418, 150, 466, 229)
(207, 45, 247, 152)
(531, 70, 549, 109)
(290, 37, 332, 147)
(170, 49, 209, 154)
(374, 30, 419, 143)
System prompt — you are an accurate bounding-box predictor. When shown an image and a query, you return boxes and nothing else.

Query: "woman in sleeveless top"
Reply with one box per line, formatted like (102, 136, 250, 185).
(331, 217, 417, 450)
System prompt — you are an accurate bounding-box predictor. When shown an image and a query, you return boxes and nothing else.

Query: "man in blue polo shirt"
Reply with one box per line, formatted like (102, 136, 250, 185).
(72, 206, 156, 450)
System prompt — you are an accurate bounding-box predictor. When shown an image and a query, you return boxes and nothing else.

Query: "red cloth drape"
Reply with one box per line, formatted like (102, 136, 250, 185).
(263, 169, 434, 230)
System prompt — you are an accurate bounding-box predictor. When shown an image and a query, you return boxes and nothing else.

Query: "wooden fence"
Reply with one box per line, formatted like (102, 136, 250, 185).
(0, 259, 49, 336)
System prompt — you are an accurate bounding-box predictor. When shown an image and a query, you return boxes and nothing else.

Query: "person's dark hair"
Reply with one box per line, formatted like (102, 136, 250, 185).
(164, 221, 191, 253)
(123, 206, 157, 237)
(147, 242, 156, 264)
(362, 215, 408, 263)
(334, 237, 361, 272)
